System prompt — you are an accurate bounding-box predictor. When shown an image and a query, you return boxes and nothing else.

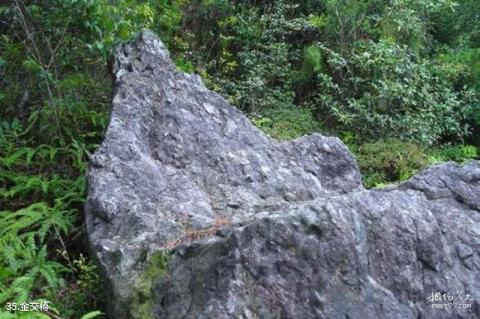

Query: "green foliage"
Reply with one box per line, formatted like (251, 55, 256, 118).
(251, 106, 322, 140)
(50, 254, 105, 318)
(80, 311, 103, 319)
(174, 57, 195, 73)
(0, 234, 64, 302)
(177, 0, 478, 145)
(435, 48, 480, 90)
(300, 44, 323, 82)
(428, 145, 479, 163)
(354, 141, 479, 188)
(0, 113, 103, 318)
(311, 40, 472, 144)
(354, 139, 429, 188)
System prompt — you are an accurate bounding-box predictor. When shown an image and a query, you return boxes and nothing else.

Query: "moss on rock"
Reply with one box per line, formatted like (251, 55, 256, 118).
(129, 250, 172, 319)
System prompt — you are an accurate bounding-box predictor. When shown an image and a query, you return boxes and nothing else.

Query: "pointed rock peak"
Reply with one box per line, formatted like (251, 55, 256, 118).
(111, 29, 174, 81)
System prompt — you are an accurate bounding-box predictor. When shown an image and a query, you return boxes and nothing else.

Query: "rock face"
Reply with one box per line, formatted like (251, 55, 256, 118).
(85, 30, 480, 319)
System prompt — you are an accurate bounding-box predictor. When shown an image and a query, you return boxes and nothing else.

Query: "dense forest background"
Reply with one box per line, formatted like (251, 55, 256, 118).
(0, 0, 479, 318)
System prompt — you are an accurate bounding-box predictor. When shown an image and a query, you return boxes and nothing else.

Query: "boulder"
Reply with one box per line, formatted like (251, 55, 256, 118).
(85, 30, 480, 318)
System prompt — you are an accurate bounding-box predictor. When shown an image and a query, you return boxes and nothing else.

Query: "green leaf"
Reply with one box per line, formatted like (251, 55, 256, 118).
(0, 312, 16, 319)
(80, 311, 104, 319)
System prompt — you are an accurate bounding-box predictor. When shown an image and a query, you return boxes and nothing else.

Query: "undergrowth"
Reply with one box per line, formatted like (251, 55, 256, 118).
(0, 100, 108, 318)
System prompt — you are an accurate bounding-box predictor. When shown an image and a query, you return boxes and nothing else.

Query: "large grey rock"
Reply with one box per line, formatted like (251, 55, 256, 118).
(85, 30, 480, 319)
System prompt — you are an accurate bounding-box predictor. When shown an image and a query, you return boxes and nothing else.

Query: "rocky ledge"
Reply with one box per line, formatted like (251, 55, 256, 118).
(85, 30, 480, 319)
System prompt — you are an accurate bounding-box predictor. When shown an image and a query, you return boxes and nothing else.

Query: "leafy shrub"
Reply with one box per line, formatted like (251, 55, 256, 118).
(250, 105, 322, 140)
(50, 254, 105, 318)
(311, 40, 471, 144)
(428, 145, 479, 163)
(354, 139, 429, 188)
(179, 0, 478, 145)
